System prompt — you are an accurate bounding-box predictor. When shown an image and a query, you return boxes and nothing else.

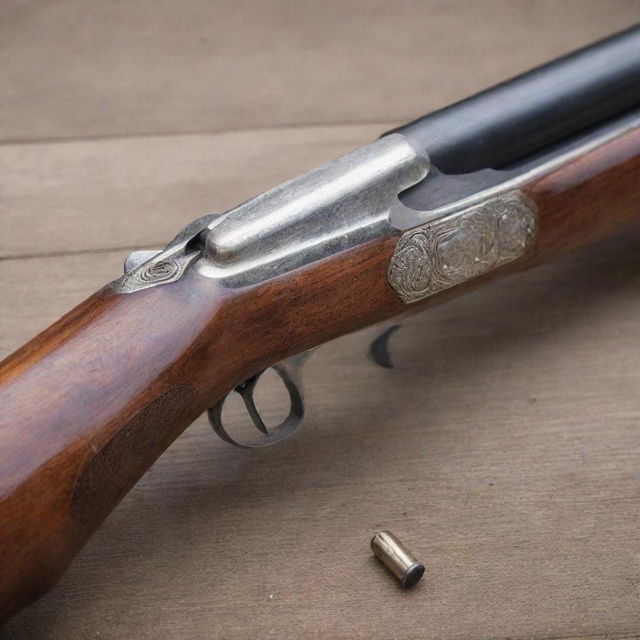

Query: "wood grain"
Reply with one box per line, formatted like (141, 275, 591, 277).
(2, 0, 640, 142)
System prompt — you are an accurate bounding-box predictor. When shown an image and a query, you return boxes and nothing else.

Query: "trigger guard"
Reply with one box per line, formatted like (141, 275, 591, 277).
(208, 354, 309, 449)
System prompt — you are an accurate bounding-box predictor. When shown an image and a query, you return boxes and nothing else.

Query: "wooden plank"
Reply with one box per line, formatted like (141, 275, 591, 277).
(0, 123, 384, 258)
(2, 230, 640, 638)
(2, 0, 639, 142)
(0, 250, 128, 355)
(2, 3, 640, 634)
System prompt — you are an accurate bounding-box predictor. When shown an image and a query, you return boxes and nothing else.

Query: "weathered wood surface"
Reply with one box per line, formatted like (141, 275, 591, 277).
(2, 2, 640, 638)
(2, 0, 640, 143)
(0, 124, 384, 259)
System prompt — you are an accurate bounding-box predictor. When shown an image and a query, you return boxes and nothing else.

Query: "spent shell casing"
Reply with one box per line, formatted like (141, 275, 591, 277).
(370, 530, 424, 588)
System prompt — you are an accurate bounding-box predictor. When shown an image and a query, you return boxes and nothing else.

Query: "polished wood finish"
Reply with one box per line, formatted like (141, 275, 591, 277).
(528, 127, 640, 259)
(1, 125, 639, 622)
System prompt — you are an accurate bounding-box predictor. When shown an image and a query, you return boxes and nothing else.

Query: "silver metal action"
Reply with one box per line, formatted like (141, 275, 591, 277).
(114, 134, 429, 293)
(198, 134, 429, 287)
(371, 530, 425, 588)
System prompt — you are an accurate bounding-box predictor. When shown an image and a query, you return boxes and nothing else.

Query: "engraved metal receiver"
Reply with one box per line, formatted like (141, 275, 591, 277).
(113, 115, 640, 447)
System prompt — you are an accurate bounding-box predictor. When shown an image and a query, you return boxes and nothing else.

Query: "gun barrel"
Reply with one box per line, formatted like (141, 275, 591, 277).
(393, 25, 640, 174)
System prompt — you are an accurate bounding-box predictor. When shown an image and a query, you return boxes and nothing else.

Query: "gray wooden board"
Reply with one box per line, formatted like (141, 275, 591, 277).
(2, 2, 640, 638)
(2, 0, 640, 143)
(0, 124, 384, 259)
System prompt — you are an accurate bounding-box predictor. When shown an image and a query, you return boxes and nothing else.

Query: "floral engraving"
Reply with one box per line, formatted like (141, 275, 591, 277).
(388, 192, 537, 303)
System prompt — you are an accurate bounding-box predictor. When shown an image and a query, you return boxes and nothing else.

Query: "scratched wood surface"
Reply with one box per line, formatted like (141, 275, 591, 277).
(2, 1, 640, 638)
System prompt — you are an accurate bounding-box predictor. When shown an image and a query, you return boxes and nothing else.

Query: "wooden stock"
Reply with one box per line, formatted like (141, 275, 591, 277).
(1, 127, 639, 620)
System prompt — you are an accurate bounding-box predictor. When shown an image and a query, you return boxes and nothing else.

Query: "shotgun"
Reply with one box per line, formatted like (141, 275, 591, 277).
(2, 25, 640, 621)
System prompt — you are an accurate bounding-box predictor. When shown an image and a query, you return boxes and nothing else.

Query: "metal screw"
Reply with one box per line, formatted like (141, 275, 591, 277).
(370, 530, 424, 588)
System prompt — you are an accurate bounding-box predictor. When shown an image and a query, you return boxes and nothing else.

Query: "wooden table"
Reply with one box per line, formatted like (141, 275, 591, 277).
(2, 2, 640, 637)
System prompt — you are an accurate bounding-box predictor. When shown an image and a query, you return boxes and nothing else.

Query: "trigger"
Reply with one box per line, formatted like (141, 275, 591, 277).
(369, 324, 401, 368)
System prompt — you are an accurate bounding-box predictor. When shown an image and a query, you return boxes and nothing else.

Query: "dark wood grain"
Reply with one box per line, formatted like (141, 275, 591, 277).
(527, 127, 640, 259)
(1, 125, 639, 622)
